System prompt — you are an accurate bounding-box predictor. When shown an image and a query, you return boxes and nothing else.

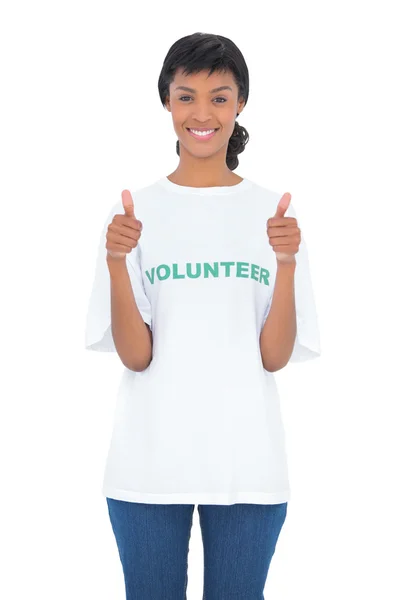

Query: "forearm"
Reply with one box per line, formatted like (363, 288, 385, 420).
(259, 260, 297, 372)
(107, 255, 153, 372)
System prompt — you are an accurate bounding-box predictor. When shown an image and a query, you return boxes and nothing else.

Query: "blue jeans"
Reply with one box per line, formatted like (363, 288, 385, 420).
(106, 498, 288, 599)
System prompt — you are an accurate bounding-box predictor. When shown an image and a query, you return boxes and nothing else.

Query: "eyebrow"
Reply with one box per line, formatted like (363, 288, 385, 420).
(174, 85, 233, 94)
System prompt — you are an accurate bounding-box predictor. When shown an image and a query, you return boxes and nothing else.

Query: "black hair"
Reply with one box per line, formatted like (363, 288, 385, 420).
(158, 32, 250, 171)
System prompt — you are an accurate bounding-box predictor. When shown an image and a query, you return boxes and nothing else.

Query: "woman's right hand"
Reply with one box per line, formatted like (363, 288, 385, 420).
(106, 190, 143, 260)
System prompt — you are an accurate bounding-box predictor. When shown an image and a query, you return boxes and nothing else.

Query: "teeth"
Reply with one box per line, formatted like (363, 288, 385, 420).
(189, 129, 215, 136)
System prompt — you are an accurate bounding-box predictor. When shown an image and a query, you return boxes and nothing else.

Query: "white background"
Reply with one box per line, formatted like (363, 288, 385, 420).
(1, 0, 399, 598)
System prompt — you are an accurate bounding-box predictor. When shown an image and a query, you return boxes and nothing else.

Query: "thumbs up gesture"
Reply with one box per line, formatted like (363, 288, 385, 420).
(106, 189, 143, 260)
(266, 192, 300, 264)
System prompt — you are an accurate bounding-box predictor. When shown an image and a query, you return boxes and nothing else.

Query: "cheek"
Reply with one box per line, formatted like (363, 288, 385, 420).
(219, 110, 238, 129)
(172, 110, 190, 129)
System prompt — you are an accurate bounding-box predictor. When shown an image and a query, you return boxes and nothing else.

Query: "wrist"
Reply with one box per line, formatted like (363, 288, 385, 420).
(107, 253, 127, 270)
(276, 257, 296, 269)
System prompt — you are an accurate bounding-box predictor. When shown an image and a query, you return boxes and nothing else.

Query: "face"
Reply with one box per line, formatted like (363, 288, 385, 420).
(165, 68, 246, 158)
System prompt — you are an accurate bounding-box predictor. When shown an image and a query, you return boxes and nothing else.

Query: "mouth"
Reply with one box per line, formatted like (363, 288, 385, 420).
(186, 128, 219, 141)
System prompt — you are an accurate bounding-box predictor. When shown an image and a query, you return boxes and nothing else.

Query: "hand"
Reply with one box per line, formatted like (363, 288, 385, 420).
(266, 192, 301, 264)
(106, 189, 143, 260)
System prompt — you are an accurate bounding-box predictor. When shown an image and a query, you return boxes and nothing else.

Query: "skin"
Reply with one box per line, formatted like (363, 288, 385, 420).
(164, 67, 246, 187)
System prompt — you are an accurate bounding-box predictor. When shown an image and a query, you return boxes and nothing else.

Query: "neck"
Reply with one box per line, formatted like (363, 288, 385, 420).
(169, 145, 241, 187)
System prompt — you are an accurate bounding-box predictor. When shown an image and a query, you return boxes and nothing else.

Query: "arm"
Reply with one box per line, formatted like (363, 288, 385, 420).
(107, 255, 153, 372)
(259, 260, 297, 372)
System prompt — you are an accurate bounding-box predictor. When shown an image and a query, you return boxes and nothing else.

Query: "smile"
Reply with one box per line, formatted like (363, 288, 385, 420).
(186, 128, 219, 141)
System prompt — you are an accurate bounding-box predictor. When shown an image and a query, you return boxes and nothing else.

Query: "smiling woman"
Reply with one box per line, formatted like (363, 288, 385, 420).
(86, 31, 312, 600)
(157, 32, 250, 179)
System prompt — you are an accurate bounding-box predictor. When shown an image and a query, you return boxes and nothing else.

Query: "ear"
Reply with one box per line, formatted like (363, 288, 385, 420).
(237, 96, 246, 113)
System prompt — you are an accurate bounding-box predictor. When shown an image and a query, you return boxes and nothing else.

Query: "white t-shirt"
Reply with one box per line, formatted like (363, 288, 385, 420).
(85, 176, 321, 505)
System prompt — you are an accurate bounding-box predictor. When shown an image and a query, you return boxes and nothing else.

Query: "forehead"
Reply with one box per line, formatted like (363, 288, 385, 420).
(172, 68, 236, 92)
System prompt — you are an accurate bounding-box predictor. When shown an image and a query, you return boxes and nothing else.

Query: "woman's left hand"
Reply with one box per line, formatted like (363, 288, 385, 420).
(266, 192, 301, 264)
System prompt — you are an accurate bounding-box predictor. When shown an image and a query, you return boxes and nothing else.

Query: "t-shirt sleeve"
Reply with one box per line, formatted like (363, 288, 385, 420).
(84, 204, 152, 352)
(262, 201, 321, 363)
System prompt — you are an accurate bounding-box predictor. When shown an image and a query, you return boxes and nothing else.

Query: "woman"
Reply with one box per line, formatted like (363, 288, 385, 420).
(85, 32, 321, 600)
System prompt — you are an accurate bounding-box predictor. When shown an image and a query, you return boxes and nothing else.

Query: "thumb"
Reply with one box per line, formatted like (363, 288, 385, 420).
(121, 189, 135, 218)
(274, 192, 291, 218)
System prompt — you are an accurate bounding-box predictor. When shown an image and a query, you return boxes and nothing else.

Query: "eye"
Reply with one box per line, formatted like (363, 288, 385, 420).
(179, 96, 227, 104)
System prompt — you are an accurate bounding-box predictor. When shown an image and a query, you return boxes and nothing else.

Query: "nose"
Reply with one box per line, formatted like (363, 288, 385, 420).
(190, 104, 215, 123)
